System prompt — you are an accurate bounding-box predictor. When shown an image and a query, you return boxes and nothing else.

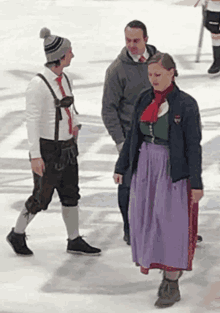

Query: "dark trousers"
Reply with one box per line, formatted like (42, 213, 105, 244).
(25, 138, 80, 214)
(118, 169, 131, 234)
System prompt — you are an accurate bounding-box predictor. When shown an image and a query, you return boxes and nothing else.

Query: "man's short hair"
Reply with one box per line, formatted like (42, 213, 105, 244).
(125, 20, 148, 38)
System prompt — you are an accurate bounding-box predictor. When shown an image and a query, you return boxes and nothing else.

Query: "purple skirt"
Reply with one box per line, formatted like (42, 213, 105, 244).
(129, 142, 189, 270)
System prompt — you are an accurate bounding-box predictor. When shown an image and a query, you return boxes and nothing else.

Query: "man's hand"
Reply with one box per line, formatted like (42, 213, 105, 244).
(31, 158, 45, 177)
(191, 189, 204, 204)
(113, 173, 123, 184)
(72, 125, 79, 141)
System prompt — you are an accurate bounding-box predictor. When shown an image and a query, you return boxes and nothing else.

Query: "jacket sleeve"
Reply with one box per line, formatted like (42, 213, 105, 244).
(114, 124, 132, 174)
(114, 90, 149, 175)
(183, 98, 203, 189)
(101, 65, 125, 145)
(114, 93, 142, 175)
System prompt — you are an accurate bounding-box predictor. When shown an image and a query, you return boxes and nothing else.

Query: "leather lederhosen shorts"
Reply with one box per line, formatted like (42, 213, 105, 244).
(25, 137, 80, 214)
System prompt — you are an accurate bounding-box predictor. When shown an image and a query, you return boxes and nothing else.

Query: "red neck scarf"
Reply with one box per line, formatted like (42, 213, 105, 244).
(140, 83, 174, 123)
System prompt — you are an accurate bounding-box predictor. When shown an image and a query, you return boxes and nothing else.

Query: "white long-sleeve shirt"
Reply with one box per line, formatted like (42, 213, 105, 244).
(26, 66, 78, 158)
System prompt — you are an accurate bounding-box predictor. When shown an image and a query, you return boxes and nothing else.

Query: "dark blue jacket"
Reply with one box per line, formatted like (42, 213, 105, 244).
(115, 84, 203, 190)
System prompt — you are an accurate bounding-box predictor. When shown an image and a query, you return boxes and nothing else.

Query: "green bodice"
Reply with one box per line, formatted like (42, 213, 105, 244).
(139, 112, 169, 140)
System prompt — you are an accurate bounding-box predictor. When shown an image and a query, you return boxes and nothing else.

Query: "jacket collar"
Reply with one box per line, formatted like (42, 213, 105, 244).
(166, 82, 179, 104)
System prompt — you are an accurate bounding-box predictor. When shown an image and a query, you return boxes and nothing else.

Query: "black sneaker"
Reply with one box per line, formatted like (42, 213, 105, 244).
(67, 236, 101, 256)
(6, 228, 33, 256)
(123, 232, 130, 245)
(197, 235, 203, 243)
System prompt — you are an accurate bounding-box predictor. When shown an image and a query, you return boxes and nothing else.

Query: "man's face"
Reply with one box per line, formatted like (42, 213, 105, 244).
(125, 26, 148, 55)
(63, 47, 74, 67)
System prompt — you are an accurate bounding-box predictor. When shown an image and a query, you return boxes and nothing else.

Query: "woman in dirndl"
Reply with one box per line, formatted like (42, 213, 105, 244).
(114, 52, 204, 308)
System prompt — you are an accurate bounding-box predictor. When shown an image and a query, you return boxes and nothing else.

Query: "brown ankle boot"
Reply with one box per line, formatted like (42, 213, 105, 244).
(155, 277, 181, 308)
(155, 271, 183, 308)
(158, 270, 183, 297)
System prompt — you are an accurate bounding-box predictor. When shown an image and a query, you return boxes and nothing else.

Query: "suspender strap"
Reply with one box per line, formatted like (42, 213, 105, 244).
(54, 103, 60, 143)
(37, 73, 61, 142)
(37, 73, 58, 100)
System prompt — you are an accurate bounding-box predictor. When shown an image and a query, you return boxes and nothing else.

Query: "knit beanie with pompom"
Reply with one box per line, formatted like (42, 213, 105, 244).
(40, 27, 71, 62)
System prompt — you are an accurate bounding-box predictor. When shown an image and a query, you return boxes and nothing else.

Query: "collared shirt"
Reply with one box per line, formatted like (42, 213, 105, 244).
(128, 48, 149, 63)
(26, 66, 78, 158)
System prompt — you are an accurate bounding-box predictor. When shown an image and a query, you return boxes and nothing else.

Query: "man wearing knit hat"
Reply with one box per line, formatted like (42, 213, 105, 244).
(6, 28, 101, 256)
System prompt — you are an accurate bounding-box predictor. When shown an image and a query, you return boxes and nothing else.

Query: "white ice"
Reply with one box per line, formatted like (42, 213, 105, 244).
(1, 0, 220, 312)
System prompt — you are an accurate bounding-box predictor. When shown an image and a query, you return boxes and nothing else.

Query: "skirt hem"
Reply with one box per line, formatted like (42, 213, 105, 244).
(136, 180, 198, 275)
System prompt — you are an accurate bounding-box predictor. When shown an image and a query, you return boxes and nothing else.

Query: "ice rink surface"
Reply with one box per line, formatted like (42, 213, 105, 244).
(1, 0, 220, 312)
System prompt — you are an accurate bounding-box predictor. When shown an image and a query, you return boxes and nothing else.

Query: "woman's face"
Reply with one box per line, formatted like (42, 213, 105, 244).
(148, 62, 174, 92)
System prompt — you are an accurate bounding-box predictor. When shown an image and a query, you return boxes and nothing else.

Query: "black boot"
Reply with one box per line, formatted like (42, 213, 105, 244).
(6, 228, 33, 256)
(155, 277, 181, 308)
(208, 46, 220, 75)
(197, 235, 203, 243)
(123, 230, 130, 245)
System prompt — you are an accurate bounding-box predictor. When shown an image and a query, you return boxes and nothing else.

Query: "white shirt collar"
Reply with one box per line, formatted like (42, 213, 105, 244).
(43, 65, 61, 81)
(128, 48, 149, 63)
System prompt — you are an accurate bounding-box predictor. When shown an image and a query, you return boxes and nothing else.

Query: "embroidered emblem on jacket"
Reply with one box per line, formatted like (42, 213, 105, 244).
(174, 114, 181, 124)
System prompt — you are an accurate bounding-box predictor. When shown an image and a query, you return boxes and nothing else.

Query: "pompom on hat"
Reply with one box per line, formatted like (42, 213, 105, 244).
(40, 27, 71, 62)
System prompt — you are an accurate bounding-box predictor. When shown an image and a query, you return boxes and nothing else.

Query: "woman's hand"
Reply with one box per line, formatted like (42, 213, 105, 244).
(113, 173, 123, 184)
(191, 189, 204, 204)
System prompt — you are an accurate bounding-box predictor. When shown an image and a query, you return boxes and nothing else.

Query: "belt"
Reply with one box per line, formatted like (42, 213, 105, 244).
(143, 135, 169, 146)
(40, 137, 75, 149)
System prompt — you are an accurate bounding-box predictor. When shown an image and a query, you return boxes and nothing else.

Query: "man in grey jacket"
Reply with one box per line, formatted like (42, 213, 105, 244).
(102, 20, 157, 245)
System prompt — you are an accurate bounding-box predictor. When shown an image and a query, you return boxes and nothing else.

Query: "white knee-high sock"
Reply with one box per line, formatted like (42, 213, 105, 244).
(14, 207, 36, 234)
(61, 205, 79, 240)
(212, 38, 220, 47)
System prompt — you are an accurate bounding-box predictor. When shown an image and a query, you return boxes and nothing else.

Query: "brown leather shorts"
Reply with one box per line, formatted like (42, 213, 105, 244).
(25, 138, 80, 214)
